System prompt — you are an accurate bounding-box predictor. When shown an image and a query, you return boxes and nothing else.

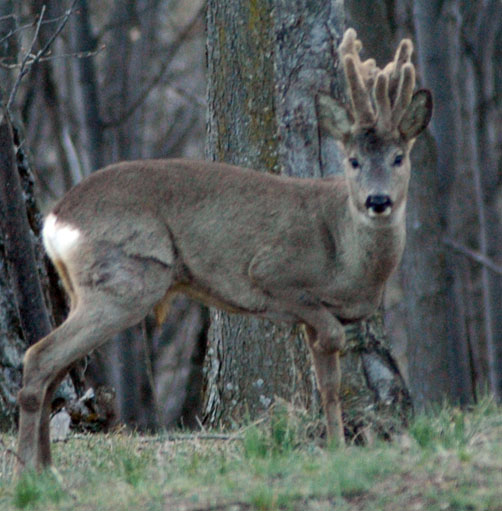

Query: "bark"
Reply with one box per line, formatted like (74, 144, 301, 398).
(0, 114, 52, 347)
(203, 0, 317, 427)
(154, 297, 209, 429)
(0, 236, 24, 430)
(463, 57, 497, 399)
(0, 3, 26, 430)
(84, 0, 150, 429)
(0, 2, 81, 426)
(100, 0, 136, 161)
(400, 133, 471, 408)
(203, 0, 411, 437)
(345, 0, 396, 64)
(0, 114, 67, 428)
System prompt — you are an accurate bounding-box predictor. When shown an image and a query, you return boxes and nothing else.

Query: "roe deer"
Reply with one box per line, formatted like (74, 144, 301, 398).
(17, 28, 432, 472)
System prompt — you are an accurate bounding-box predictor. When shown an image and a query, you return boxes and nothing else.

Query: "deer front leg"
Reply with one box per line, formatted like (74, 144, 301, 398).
(249, 244, 345, 441)
(305, 322, 345, 444)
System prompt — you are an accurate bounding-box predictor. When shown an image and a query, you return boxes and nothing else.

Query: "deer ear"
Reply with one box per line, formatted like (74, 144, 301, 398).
(316, 93, 354, 141)
(399, 89, 433, 141)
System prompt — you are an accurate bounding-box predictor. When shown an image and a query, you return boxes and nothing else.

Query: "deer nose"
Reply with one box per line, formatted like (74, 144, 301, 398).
(365, 194, 393, 215)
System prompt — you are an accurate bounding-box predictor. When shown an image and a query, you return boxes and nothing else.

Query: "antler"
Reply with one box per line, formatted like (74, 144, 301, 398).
(339, 28, 416, 134)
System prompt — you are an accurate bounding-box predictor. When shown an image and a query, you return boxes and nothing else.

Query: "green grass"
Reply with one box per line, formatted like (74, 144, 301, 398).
(1, 399, 502, 510)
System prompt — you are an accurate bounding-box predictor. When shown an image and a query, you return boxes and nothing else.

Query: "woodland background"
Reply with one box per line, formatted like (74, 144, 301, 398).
(0, 0, 501, 437)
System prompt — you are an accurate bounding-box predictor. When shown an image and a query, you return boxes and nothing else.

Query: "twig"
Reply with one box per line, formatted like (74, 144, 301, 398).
(0, 10, 80, 46)
(195, 414, 207, 433)
(166, 84, 206, 108)
(6, 0, 78, 111)
(7, 5, 46, 111)
(0, 13, 16, 23)
(0, 45, 106, 69)
(443, 237, 502, 275)
(32, 0, 79, 63)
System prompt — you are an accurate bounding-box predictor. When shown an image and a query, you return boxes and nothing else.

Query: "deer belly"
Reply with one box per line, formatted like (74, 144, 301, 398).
(321, 287, 384, 322)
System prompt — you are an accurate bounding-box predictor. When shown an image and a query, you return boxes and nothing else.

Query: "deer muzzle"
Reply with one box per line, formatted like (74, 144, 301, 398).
(365, 194, 393, 217)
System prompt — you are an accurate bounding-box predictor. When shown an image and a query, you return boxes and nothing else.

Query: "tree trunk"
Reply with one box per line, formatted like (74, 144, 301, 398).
(203, 0, 319, 425)
(203, 0, 411, 438)
(412, 0, 479, 404)
(471, 1, 502, 400)
(0, 115, 52, 347)
(0, 114, 68, 429)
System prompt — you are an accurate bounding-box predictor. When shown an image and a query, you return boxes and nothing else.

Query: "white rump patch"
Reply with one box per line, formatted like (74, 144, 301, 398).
(43, 213, 81, 261)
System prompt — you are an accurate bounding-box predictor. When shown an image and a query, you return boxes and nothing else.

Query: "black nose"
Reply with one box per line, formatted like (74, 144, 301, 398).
(365, 195, 393, 214)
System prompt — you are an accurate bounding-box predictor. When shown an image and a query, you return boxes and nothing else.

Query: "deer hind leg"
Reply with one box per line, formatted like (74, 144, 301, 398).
(16, 257, 173, 473)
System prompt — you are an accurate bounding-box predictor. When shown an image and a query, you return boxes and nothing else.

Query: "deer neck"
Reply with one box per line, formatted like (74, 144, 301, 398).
(344, 199, 407, 284)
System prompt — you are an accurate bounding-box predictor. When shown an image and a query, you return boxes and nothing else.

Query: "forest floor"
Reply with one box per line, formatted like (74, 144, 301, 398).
(1, 398, 502, 510)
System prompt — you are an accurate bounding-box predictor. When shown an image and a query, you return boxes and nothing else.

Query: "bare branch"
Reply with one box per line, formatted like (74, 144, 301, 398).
(6, 0, 78, 111)
(0, 13, 16, 22)
(6, 5, 46, 111)
(0, 45, 106, 70)
(34, 0, 78, 61)
(443, 237, 502, 276)
(0, 10, 81, 46)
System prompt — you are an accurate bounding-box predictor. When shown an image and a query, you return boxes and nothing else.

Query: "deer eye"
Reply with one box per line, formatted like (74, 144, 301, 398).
(393, 154, 404, 166)
(349, 158, 360, 169)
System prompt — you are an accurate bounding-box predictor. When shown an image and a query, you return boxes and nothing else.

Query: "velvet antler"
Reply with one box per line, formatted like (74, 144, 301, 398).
(339, 28, 416, 134)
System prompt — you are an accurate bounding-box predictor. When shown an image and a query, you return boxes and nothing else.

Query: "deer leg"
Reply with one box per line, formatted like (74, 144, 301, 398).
(304, 324, 345, 444)
(253, 289, 346, 440)
(250, 245, 347, 441)
(16, 247, 175, 473)
(38, 367, 72, 466)
(263, 299, 346, 442)
(17, 301, 145, 472)
(17, 281, 170, 472)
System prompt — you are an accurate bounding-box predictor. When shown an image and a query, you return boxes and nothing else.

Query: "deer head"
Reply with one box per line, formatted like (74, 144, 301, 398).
(318, 28, 432, 222)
